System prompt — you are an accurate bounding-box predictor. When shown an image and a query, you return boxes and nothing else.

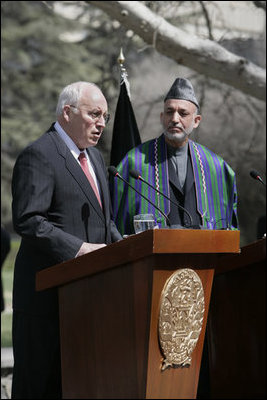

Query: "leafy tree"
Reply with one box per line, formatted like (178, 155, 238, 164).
(1, 1, 266, 246)
(1, 0, 134, 229)
(89, 0, 266, 100)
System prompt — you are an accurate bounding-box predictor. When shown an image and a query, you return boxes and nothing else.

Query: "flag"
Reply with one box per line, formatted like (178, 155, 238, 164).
(110, 69, 141, 167)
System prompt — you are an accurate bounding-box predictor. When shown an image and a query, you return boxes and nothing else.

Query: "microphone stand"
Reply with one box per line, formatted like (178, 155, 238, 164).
(109, 167, 171, 227)
(130, 170, 194, 228)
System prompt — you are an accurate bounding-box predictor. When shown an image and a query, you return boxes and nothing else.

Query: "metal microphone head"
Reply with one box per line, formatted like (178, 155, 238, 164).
(129, 169, 141, 180)
(250, 170, 266, 186)
(250, 170, 260, 180)
(108, 166, 119, 177)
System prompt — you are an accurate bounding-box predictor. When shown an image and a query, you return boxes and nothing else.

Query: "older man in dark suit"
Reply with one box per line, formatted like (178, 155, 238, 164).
(11, 81, 122, 399)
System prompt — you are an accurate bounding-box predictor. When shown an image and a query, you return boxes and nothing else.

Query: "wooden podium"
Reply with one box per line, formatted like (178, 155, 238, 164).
(207, 236, 266, 398)
(36, 229, 240, 399)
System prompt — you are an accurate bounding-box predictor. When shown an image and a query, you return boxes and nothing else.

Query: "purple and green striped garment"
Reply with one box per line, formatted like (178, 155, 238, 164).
(112, 134, 238, 235)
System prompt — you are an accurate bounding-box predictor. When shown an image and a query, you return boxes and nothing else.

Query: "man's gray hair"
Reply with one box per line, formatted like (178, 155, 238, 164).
(56, 81, 99, 116)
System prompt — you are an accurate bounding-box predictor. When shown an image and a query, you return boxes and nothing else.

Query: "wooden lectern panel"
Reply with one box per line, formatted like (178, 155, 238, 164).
(35, 229, 241, 399)
(36, 230, 240, 292)
(59, 259, 153, 399)
(207, 237, 266, 398)
(146, 268, 214, 399)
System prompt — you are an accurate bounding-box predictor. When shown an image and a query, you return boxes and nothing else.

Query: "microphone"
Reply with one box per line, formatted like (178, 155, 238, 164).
(129, 169, 194, 228)
(250, 170, 266, 186)
(108, 166, 171, 227)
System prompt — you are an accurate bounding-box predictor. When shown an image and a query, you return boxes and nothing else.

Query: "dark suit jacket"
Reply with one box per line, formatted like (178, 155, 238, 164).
(168, 155, 201, 227)
(12, 124, 122, 315)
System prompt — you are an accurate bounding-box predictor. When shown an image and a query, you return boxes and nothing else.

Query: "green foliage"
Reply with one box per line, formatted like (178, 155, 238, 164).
(1, 313, 12, 347)
(1, 0, 134, 228)
(1, 238, 20, 347)
(2, 238, 20, 271)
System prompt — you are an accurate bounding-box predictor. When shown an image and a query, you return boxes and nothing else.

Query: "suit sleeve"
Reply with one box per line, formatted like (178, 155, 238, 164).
(12, 146, 83, 263)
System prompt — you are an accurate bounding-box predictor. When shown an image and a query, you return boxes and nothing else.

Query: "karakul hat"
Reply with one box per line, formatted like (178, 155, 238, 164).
(164, 78, 199, 109)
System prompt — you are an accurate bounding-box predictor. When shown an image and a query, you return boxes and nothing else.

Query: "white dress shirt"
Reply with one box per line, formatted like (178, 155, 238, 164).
(54, 121, 100, 189)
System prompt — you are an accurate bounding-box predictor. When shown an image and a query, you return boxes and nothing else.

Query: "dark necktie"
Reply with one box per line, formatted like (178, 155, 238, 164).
(78, 152, 102, 208)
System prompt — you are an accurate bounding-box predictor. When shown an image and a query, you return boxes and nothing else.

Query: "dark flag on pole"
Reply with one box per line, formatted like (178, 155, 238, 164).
(110, 49, 141, 167)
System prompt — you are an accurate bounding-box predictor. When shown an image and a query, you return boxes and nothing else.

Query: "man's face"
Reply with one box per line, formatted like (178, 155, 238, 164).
(160, 99, 201, 146)
(63, 85, 108, 149)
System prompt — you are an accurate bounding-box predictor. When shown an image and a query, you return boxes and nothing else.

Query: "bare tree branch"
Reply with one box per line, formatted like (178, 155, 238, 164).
(253, 1, 266, 11)
(88, 1, 266, 101)
(199, 1, 214, 40)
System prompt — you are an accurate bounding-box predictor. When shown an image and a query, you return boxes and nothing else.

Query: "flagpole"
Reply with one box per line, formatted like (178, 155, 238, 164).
(117, 47, 125, 70)
(117, 48, 131, 98)
(109, 49, 141, 167)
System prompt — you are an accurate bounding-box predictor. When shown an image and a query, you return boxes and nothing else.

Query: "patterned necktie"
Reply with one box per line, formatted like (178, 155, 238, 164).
(78, 152, 102, 208)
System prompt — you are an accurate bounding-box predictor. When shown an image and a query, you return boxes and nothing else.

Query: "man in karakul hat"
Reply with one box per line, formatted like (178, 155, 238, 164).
(111, 77, 239, 235)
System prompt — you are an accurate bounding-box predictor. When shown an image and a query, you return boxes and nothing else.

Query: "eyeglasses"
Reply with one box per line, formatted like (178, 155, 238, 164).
(69, 105, 110, 124)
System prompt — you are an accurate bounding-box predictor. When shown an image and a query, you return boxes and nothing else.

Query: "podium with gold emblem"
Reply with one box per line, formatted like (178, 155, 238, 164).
(36, 229, 241, 399)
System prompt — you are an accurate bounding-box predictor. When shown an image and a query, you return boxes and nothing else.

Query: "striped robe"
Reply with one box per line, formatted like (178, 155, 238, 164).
(112, 134, 238, 235)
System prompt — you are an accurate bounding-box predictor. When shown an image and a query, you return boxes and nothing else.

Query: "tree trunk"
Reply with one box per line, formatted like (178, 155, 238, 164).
(88, 1, 266, 101)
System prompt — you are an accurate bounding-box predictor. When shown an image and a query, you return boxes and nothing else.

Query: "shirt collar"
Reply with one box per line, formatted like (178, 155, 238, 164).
(166, 140, 188, 157)
(54, 121, 82, 160)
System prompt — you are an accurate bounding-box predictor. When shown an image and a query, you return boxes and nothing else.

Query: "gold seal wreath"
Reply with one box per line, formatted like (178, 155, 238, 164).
(158, 268, 205, 370)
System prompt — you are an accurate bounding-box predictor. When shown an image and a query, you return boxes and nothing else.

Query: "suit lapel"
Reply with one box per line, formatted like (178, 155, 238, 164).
(168, 148, 195, 196)
(168, 157, 184, 194)
(50, 130, 105, 221)
(184, 155, 194, 194)
(87, 148, 109, 220)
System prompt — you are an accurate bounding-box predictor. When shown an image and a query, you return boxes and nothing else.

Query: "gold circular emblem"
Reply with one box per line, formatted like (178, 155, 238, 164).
(158, 268, 205, 370)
